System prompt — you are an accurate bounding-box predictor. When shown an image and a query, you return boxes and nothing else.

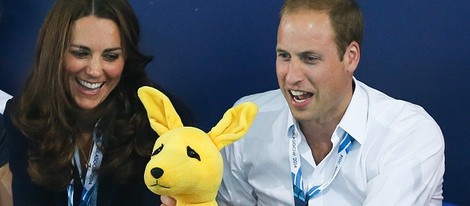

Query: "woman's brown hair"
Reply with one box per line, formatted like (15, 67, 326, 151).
(11, 0, 157, 190)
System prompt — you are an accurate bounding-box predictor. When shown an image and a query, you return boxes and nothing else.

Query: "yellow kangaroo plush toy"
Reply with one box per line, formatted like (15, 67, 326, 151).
(138, 86, 258, 206)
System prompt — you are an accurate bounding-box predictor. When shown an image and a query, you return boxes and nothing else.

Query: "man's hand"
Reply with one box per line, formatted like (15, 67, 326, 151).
(160, 195, 176, 206)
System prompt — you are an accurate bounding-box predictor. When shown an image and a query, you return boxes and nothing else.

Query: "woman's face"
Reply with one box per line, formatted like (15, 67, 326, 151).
(65, 15, 125, 110)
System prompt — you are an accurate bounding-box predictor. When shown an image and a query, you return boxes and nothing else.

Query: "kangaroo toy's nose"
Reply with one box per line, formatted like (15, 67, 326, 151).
(151, 167, 164, 178)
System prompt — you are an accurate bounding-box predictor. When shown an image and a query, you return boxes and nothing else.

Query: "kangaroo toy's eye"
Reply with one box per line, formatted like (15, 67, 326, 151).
(152, 144, 164, 156)
(186, 146, 201, 161)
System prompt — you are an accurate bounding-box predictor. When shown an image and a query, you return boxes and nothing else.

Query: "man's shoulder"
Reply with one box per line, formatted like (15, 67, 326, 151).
(357, 81, 441, 137)
(234, 89, 286, 110)
(359, 82, 435, 122)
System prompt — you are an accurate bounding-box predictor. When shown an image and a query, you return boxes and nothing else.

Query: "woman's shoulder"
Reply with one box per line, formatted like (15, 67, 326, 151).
(3, 98, 20, 132)
(3, 98, 29, 157)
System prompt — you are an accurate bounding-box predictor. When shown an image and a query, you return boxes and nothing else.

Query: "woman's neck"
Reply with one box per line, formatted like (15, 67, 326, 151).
(75, 101, 108, 132)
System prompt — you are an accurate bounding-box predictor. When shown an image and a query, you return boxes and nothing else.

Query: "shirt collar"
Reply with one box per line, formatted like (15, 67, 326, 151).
(286, 110, 296, 138)
(337, 77, 367, 145)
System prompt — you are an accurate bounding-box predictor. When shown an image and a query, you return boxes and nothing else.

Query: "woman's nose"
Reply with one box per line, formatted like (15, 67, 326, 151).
(85, 56, 103, 77)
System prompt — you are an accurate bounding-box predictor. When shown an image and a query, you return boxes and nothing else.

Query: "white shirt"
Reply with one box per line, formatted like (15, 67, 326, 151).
(0, 90, 12, 115)
(217, 79, 445, 206)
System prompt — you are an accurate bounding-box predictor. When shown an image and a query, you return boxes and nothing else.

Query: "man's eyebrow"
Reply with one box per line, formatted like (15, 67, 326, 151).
(276, 48, 288, 53)
(297, 51, 322, 59)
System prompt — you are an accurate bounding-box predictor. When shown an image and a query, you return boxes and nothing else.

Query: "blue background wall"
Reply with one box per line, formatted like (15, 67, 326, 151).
(0, 0, 469, 205)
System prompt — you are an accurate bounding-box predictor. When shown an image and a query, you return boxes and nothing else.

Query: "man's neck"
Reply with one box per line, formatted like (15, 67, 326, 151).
(300, 121, 337, 164)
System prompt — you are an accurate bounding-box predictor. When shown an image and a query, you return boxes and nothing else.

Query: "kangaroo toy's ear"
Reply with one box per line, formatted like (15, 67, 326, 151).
(138, 86, 184, 135)
(208, 102, 258, 150)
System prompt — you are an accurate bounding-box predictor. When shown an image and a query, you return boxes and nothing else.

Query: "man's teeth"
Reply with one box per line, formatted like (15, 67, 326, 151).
(293, 97, 307, 103)
(290, 90, 310, 103)
(291, 90, 306, 96)
(79, 80, 103, 89)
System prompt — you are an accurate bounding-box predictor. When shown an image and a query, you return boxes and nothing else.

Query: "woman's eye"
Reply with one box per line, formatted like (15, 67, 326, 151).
(103, 53, 120, 62)
(71, 50, 89, 59)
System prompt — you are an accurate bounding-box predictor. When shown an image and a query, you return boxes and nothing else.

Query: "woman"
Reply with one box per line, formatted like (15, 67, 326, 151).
(3, 0, 188, 205)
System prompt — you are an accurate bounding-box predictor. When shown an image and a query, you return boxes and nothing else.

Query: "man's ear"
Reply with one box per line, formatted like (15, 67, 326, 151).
(344, 41, 360, 74)
(138, 86, 184, 136)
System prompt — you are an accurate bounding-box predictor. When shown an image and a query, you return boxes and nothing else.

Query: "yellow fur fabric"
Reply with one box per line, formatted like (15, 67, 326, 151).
(138, 86, 258, 206)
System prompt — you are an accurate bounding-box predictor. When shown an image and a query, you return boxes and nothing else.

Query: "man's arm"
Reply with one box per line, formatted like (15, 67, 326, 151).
(364, 120, 445, 206)
(217, 144, 257, 205)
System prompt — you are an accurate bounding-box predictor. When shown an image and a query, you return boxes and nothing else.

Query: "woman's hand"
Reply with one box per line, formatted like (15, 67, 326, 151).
(160, 195, 176, 206)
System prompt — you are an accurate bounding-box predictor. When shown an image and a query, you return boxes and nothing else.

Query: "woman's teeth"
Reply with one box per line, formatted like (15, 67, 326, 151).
(78, 80, 103, 90)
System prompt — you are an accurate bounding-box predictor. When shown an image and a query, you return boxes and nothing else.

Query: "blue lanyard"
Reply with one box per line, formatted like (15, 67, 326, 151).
(67, 124, 103, 206)
(289, 126, 353, 205)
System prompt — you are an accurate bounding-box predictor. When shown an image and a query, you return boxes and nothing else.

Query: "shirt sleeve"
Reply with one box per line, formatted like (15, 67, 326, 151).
(217, 143, 257, 206)
(364, 119, 445, 206)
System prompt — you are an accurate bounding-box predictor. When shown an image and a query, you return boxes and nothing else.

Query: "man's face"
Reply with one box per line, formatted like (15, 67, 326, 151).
(276, 10, 358, 124)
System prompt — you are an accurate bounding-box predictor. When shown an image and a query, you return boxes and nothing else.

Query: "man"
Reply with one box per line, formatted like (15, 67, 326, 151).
(216, 0, 444, 205)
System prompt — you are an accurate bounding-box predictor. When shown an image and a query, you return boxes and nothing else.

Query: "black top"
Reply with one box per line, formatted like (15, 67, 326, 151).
(3, 99, 162, 206)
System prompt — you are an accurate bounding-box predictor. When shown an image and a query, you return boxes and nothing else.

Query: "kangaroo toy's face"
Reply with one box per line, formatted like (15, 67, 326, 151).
(144, 127, 223, 199)
(138, 86, 257, 205)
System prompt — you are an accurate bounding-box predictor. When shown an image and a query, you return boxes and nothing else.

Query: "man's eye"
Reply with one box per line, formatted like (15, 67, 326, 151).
(302, 55, 320, 65)
(277, 53, 291, 61)
(103, 53, 119, 62)
(70, 50, 89, 59)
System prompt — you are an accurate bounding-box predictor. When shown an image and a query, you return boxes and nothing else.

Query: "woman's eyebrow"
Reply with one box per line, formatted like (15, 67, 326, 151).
(68, 44, 122, 53)
(69, 44, 90, 51)
(103, 47, 123, 53)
